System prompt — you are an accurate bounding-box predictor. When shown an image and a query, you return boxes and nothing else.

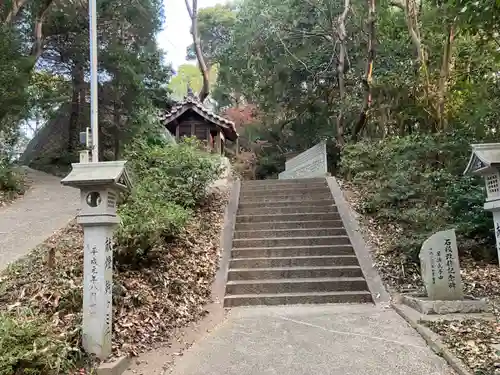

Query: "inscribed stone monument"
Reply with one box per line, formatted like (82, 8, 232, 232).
(61, 161, 131, 359)
(419, 229, 464, 301)
(278, 141, 328, 180)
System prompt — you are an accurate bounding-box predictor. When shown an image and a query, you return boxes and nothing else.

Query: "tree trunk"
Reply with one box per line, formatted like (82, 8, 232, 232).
(0, 0, 53, 125)
(335, 0, 350, 148)
(436, 24, 454, 131)
(113, 95, 121, 160)
(391, 0, 432, 130)
(3, 0, 30, 24)
(353, 0, 376, 141)
(185, 0, 210, 103)
(68, 63, 84, 154)
(30, 0, 54, 61)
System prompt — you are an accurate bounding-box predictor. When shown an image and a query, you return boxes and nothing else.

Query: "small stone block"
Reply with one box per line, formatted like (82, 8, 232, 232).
(402, 293, 488, 315)
(96, 356, 131, 375)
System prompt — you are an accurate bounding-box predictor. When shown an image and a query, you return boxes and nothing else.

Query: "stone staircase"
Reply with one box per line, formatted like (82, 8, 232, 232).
(223, 178, 373, 307)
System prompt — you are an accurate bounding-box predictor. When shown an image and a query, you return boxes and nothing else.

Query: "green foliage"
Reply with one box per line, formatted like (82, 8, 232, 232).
(0, 152, 25, 198)
(115, 137, 222, 262)
(0, 312, 80, 375)
(0, 27, 32, 132)
(1, 0, 172, 163)
(255, 153, 285, 180)
(168, 64, 218, 101)
(340, 133, 496, 262)
(0, 163, 24, 194)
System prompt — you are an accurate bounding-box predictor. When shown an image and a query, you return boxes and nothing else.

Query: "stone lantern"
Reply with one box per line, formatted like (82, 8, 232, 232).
(61, 161, 132, 359)
(464, 143, 500, 266)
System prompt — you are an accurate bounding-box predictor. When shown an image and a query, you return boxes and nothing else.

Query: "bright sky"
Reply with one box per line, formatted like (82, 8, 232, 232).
(158, 0, 226, 70)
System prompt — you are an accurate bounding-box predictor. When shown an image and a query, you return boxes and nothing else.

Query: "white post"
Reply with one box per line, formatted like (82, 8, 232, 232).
(79, 150, 90, 163)
(89, 0, 99, 162)
(80, 127, 91, 163)
(82, 223, 114, 358)
(492, 211, 500, 267)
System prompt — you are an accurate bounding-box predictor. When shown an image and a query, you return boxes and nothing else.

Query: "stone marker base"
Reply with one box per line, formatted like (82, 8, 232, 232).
(97, 356, 131, 375)
(401, 293, 488, 315)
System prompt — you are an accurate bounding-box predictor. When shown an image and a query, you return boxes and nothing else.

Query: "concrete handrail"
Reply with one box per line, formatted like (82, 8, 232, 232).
(278, 141, 328, 180)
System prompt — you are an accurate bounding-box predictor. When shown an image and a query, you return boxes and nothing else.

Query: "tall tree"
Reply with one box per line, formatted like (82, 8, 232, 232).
(185, 0, 210, 102)
(185, 4, 236, 68)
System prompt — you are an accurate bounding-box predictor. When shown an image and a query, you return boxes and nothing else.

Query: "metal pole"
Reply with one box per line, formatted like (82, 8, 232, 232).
(89, 0, 99, 162)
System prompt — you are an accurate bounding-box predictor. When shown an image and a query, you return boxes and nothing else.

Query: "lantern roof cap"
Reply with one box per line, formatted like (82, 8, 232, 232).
(464, 143, 500, 176)
(61, 161, 132, 191)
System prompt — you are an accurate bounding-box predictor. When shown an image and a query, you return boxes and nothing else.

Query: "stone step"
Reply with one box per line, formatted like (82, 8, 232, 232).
(223, 291, 373, 307)
(240, 187, 330, 198)
(234, 228, 347, 239)
(227, 266, 364, 281)
(243, 178, 326, 186)
(238, 199, 334, 209)
(236, 213, 341, 223)
(231, 245, 354, 258)
(225, 277, 368, 295)
(233, 236, 351, 248)
(239, 193, 334, 203)
(235, 220, 345, 231)
(241, 182, 328, 192)
(238, 205, 337, 216)
(229, 255, 359, 269)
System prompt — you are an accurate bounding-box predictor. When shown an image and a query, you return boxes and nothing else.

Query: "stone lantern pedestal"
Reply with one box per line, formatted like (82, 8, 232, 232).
(464, 143, 500, 266)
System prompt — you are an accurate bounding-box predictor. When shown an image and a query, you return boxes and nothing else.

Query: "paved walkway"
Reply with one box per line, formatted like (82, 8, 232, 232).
(167, 304, 455, 375)
(0, 167, 79, 270)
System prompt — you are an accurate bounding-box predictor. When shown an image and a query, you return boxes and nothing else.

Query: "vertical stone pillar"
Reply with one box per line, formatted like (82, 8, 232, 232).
(206, 128, 212, 152)
(190, 122, 195, 137)
(492, 211, 500, 266)
(175, 124, 180, 140)
(215, 132, 221, 154)
(61, 161, 131, 361)
(82, 223, 115, 359)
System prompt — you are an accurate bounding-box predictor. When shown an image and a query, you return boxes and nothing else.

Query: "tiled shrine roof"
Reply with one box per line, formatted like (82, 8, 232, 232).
(159, 96, 238, 142)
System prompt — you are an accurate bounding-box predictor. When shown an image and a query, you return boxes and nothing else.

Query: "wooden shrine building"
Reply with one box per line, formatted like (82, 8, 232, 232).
(160, 93, 238, 154)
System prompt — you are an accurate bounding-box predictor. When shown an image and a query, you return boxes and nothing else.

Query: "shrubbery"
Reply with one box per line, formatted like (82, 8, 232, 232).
(0, 157, 25, 200)
(0, 312, 80, 375)
(115, 136, 222, 262)
(340, 132, 495, 262)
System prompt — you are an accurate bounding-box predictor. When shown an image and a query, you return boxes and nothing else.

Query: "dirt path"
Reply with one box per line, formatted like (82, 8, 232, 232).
(0, 167, 79, 271)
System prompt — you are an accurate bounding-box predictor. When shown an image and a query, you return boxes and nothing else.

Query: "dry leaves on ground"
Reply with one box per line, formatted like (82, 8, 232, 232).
(340, 179, 500, 298)
(0, 190, 229, 368)
(340, 180, 500, 375)
(425, 317, 500, 375)
(340, 180, 424, 292)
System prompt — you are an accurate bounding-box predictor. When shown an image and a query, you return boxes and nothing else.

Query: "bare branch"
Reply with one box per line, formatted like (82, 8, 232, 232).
(354, 0, 376, 141)
(389, 0, 405, 9)
(31, 0, 54, 60)
(275, 30, 310, 72)
(281, 26, 334, 43)
(184, 0, 193, 18)
(4, 0, 30, 24)
(185, 0, 210, 102)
